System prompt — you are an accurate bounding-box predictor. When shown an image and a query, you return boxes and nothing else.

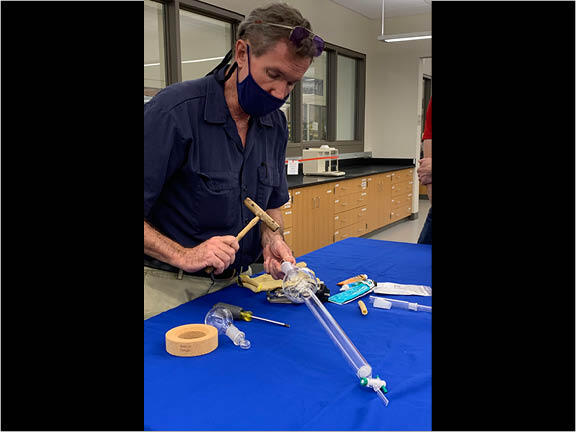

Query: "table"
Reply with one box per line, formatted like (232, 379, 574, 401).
(144, 238, 431, 430)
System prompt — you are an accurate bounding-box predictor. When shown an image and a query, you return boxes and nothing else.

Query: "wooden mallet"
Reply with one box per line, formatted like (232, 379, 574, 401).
(205, 197, 280, 274)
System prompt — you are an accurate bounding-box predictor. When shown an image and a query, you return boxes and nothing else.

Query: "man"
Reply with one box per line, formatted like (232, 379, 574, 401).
(144, 3, 323, 319)
(417, 97, 432, 244)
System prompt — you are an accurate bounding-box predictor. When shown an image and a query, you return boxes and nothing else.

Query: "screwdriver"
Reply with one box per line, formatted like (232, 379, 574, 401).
(213, 302, 290, 328)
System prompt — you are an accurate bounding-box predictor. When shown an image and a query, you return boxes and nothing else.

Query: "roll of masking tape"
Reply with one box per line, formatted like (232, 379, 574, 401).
(165, 324, 218, 357)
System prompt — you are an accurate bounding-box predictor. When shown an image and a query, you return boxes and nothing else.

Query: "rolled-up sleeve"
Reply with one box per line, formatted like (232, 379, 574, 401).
(144, 102, 184, 218)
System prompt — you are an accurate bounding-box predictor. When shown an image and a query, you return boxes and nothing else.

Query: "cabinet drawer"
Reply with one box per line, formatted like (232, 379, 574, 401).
(390, 205, 412, 222)
(283, 229, 293, 249)
(333, 177, 368, 197)
(283, 209, 293, 228)
(391, 193, 413, 209)
(334, 221, 368, 242)
(391, 180, 413, 197)
(283, 192, 292, 209)
(334, 206, 368, 230)
(390, 168, 414, 183)
(334, 191, 368, 213)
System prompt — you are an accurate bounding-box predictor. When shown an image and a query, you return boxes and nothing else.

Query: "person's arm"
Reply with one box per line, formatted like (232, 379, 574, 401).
(260, 207, 295, 280)
(420, 139, 432, 202)
(144, 220, 239, 275)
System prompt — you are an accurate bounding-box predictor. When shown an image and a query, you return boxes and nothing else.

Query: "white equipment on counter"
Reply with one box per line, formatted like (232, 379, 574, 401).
(302, 145, 346, 176)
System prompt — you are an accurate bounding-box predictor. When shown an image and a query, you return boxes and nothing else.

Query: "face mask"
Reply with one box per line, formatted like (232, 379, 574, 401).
(236, 45, 288, 117)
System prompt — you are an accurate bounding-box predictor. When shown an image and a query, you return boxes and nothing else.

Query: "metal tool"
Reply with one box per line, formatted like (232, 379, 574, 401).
(206, 197, 280, 274)
(212, 302, 290, 328)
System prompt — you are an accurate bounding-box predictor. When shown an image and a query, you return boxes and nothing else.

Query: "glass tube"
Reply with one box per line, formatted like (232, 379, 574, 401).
(302, 289, 372, 378)
(281, 262, 389, 405)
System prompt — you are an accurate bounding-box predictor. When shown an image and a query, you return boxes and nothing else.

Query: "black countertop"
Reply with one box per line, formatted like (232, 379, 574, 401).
(286, 158, 415, 189)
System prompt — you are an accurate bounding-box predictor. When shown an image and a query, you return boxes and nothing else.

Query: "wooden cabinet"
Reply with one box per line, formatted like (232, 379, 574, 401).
(334, 190, 368, 213)
(333, 177, 369, 246)
(334, 221, 368, 242)
(389, 168, 413, 222)
(282, 191, 294, 251)
(291, 183, 334, 257)
(287, 167, 414, 256)
(334, 206, 368, 230)
(366, 173, 391, 232)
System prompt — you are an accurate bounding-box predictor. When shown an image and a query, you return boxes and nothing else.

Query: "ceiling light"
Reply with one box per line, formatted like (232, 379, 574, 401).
(378, 0, 431, 43)
(377, 32, 431, 43)
(144, 56, 224, 67)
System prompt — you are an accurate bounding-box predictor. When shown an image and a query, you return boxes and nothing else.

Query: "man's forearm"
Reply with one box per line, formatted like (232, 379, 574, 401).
(260, 208, 284, 247)
(422, 139, 432, 202)
(144, 220, 185, 268)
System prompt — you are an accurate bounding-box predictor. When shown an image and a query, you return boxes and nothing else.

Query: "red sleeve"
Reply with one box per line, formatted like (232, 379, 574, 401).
(422, 98, 432, 140)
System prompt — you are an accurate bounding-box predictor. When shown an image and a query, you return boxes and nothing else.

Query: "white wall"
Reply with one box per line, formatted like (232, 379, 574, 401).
(204, 0, 431, 160)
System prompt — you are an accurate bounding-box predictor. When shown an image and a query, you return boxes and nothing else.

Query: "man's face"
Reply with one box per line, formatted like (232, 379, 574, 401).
(235, 39, 312, 100)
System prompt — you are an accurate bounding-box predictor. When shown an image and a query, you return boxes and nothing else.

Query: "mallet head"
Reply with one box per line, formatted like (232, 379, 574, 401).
(244, 197, 280, 231)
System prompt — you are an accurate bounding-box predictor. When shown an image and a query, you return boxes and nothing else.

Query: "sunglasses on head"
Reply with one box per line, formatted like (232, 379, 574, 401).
(253, 20, 324, 57)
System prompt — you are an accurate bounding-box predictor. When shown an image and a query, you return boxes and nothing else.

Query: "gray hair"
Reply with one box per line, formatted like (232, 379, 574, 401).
(237, 3, 317, 59)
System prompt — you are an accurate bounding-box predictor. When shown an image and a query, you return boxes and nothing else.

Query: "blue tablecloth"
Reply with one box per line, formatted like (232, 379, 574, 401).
(144, 238, 431, 430)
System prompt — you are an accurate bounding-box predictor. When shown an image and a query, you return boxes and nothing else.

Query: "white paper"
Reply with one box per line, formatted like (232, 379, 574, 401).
(374, 282, 432, 296)
(287, 160, 299, 175)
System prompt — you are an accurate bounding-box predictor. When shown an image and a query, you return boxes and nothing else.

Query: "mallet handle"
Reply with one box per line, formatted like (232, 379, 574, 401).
(205, 215, 260, 274)
(236, 215, 260, 242)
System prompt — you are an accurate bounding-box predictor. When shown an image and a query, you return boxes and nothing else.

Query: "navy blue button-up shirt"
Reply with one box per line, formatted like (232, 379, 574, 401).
(144, 66, 289, 269)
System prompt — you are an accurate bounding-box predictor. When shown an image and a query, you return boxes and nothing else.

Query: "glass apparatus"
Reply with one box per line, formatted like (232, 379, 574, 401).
(280, 261, 389, 406)
(205, 306, 251, 349)
(369, 295, 432, 313)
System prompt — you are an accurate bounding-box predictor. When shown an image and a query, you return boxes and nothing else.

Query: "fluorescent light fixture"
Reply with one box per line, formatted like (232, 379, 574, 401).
(181, 56, 224, 64)
(378, 0, 431, 43)
(377, 32, 432, 43)
(144, 56, 224, 67)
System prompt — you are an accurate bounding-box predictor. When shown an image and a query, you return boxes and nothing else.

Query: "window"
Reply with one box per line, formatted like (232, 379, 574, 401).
(336, 54, 357, 141)
(144, 0, 166, 102)
(143, 0, 242, 100)
(142, 2, 366, 154)
(302, 51, 327, 142)
(179, 9, 232, 81)
(288, 45, 364, 155)
(279, 94, 292, 141)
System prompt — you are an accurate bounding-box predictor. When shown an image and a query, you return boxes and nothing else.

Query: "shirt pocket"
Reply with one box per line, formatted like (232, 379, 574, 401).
(256, 163, 279, 209)
(191, 171, 240, 231)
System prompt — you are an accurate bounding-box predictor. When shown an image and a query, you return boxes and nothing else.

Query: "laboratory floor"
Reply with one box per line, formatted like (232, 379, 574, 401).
(364, 198, 431, 244)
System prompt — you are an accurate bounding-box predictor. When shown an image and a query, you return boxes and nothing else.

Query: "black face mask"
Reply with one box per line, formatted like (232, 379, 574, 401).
(206, 48, 287, 117)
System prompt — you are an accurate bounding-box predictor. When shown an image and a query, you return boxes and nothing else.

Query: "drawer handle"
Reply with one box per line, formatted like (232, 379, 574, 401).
(284, 230, 291, 235)
(285, 211, 292, 215)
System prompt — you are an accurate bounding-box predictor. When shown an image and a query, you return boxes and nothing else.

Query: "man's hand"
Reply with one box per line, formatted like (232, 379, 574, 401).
(418, 158, 432, 185)
(176, 236, 239, 275)
(263, 237, 295, 280)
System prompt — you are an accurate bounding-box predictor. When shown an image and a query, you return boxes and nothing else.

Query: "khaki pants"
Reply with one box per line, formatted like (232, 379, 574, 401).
(144, 266, 252, 320)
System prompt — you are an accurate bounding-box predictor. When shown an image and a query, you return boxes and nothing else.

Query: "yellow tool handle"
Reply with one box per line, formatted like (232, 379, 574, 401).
(358, 300, 368, 315)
